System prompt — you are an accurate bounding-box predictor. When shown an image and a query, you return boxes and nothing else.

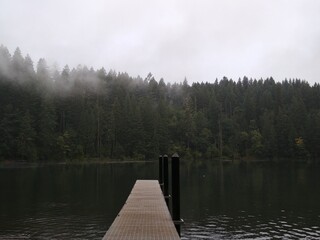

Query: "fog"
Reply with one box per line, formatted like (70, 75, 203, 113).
(1, 0, 320, 84)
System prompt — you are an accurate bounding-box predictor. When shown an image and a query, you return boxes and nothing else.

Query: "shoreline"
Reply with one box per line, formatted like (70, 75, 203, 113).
(0, 157, 318, 168)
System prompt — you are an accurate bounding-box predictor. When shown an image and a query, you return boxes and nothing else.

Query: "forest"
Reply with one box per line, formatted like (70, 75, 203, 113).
(1, 45, 320, 162)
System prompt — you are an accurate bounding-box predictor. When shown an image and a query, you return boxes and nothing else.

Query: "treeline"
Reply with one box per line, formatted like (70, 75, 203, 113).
(1, 45, 320, 162)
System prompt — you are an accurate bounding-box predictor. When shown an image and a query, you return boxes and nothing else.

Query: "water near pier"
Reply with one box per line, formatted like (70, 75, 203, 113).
(181, 161, 320, 239)
(0, 161, 319, 239)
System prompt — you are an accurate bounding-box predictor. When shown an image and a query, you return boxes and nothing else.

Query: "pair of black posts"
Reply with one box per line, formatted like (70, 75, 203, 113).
(159, 153, 183, 236)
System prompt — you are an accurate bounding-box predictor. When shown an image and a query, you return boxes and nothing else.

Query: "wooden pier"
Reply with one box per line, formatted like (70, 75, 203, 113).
(102, 180, 180, 240)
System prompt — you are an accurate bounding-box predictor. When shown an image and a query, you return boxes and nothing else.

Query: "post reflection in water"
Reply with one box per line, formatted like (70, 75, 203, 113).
(0, 160, 319, 239)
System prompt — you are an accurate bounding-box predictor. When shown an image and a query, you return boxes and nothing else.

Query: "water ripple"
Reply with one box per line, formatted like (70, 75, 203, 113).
(181, 214, 320, 240)
(0, 213, 108, 240)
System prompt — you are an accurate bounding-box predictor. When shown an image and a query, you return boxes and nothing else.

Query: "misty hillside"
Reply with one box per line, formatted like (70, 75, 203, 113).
(1, 45, 320, 161)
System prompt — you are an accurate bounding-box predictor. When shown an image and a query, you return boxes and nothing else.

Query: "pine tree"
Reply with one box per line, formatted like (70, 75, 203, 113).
(16, 111, 37, 161)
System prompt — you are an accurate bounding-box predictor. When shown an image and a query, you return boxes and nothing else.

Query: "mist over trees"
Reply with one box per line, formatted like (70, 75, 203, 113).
(1, 45, 320, 162)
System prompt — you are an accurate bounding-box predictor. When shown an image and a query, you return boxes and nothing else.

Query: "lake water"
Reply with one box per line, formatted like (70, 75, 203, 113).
(0, 161, 319, 239)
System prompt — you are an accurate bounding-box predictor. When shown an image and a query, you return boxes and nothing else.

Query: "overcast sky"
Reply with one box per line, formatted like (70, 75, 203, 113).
(1, 0, 320, 84)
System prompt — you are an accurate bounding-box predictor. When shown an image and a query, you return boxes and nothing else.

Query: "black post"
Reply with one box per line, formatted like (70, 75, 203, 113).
(171, 153, 181, 236)
(159, 155, 163, 192)
(163, 154, 169, 206)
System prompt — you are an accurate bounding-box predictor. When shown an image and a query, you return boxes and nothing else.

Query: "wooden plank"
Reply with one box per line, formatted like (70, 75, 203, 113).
(102, 180, 180, 240)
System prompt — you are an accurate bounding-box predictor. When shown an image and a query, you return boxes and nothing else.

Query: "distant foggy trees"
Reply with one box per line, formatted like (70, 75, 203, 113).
(1, 45, 320, 162)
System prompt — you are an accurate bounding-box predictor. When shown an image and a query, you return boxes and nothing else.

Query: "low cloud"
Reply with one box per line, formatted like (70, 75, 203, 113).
(1, 0, 319, 84)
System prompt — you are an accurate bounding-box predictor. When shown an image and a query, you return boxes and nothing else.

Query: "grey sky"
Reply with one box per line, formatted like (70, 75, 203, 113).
(1, 0, 320, 84)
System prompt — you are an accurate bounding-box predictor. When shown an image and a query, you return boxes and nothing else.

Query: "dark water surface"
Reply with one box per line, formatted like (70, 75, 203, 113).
(0, 161, 319, 239)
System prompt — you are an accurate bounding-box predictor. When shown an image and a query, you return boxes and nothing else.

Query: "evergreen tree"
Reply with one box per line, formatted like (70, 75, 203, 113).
(37, 97, 57, 160)
(16, 111, 37, 161)
(1, 44, 320, 162)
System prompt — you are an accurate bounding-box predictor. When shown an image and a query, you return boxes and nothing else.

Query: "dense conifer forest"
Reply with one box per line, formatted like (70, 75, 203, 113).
(1, 45, 320, 161)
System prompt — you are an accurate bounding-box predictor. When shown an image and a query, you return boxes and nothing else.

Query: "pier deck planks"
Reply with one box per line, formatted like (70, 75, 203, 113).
(102, 180, 180, 240)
